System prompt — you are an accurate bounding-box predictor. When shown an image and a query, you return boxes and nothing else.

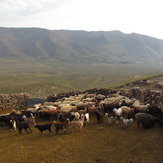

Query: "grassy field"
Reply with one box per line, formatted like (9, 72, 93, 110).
(1, 60, 163, 98)
(0, 115, 162, 163)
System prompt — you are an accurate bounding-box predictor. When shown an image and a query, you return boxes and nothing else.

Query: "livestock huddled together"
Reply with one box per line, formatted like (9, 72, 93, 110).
(0, 89, 163, 135)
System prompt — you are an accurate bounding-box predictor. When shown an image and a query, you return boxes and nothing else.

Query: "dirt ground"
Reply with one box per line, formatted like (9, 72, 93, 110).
(0, 116, 163, 163)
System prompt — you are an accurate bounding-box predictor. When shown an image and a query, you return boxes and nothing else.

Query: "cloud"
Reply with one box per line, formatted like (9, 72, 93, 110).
(0, 0, 74, 19)
(0, 0, 163, 39)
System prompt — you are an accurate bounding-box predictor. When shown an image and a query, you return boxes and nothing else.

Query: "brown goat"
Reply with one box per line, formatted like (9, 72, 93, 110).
(53, 120, 70, 134)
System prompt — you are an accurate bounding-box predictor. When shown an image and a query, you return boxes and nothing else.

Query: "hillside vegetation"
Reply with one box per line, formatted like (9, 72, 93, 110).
(0, 60, 163, 97)
(1, 27, 163, 97)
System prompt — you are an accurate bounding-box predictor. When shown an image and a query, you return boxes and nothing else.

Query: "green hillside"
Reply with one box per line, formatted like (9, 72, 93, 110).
(1, 27, 163, 97)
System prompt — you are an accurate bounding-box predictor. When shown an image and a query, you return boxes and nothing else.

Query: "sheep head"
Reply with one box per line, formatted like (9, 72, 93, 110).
(105, 113, 108, 117)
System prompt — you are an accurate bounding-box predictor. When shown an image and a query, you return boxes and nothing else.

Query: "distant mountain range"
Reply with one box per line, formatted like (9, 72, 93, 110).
(0, 27, 163, 64)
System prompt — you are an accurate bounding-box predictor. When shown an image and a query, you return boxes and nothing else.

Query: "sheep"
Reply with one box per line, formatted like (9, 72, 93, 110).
(33, 103, 42, 109)
(53, 101, 62, 106)
(58, 112, 75, 122)
(131, 103, 150, 113)
(147, 105, 163, 121)
(113, 106, 134, 118)
(26, 107, 39, 116)
(100, 101, 121, 114)
(69, 115, 85, 131)
(120, 117, 133, 128)
(105, 113, 119, 124)
(119, 98, 136, 107)
(87, 106, 98, 114)
(135, 113, 162, 129)
(60, 105, 77, 112)
(22, 114, 36, 125)
(43, 102, 54, 106)
(76, 109, 87, 115)
(54, 119, 70, 134)
(76, 104, 87, 110)
(34, 122, 52, 134)
(113, 108, 122, 117)
(39, 110, 59, 121)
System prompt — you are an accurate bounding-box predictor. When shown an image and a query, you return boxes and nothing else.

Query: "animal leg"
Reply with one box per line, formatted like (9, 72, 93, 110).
(18, 129, 23, 134)
(137, 121, 143, 129)
(24, 128, 29, 134)
(55, 129, 59, 134)
(115, 120, 118, 125)
(48, 128, 52, 133)
(29, 127, 32, 133)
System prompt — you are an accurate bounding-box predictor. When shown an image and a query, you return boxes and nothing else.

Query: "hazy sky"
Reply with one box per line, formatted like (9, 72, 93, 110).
(0, 0, 163, 39)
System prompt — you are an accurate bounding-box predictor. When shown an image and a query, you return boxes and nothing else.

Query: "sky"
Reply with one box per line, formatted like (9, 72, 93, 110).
(0, 0, 163, 39)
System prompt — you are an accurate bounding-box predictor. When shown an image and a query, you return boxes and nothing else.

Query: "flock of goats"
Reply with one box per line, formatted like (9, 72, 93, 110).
(0, 87, 163, 135)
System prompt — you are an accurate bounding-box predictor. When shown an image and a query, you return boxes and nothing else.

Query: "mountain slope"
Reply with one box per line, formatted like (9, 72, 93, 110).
(0, 27, 163, 63)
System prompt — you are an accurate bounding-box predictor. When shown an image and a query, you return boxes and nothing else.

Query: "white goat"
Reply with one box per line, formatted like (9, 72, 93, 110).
(9, 119, 16, 131)
(84, 113, 89, 125)
(120, 117, 133, 128)
(71, 112, 80, 120)
(69, 115, 85, 131)
(105, 113, 119, 124)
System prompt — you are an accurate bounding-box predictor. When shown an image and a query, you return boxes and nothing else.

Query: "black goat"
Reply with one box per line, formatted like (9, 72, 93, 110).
(17, 121, 32, 134)
(34, 123, 52, 134)
(0, 114, 11, 126)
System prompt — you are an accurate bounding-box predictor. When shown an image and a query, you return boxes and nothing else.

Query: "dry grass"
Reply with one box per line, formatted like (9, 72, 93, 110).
(0, 115, 163, 163)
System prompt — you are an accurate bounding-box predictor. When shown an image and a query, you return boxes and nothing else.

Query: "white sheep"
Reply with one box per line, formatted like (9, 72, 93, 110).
(132, 103, 150, 113)
(113, 108, 123, 116)
(113, 106, 134, 118)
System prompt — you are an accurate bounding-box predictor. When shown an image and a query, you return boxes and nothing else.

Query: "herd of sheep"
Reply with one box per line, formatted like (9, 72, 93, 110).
(0, 87, 163, 134)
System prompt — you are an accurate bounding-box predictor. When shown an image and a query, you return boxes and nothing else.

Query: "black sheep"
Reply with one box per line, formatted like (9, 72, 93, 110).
(135, 113, 162, 129)
(147, 105, 163, 121)
(34, 122, 52, 134)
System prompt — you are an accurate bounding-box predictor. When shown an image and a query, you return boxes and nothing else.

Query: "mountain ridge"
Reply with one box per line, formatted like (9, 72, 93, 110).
(0, 27, 163, 64)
